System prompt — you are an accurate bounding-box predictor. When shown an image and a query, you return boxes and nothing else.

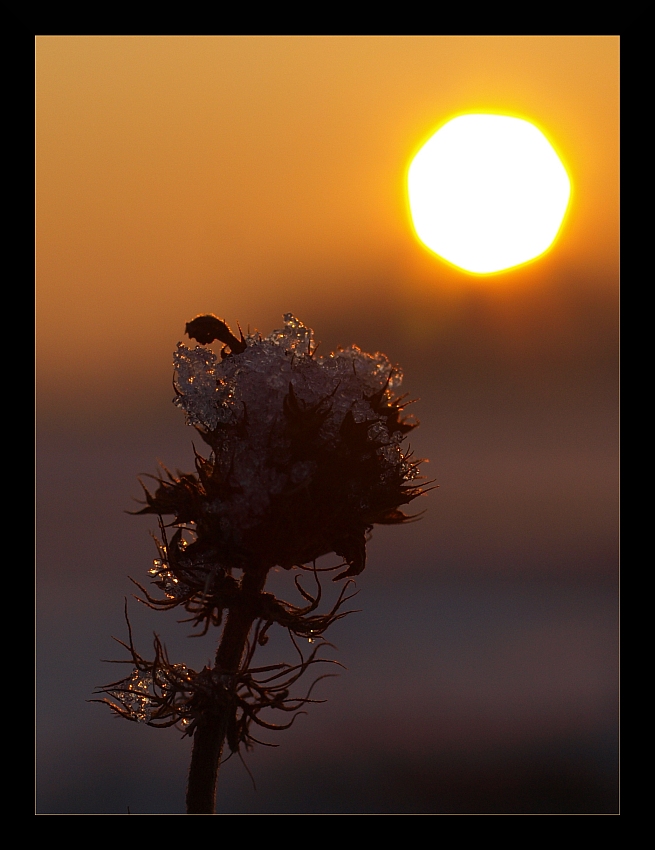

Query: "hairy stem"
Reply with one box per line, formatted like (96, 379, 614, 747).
(186, 565, 268, 814)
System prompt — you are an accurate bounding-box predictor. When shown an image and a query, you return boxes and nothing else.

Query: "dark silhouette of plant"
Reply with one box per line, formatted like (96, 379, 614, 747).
(95, 313, 427, 814)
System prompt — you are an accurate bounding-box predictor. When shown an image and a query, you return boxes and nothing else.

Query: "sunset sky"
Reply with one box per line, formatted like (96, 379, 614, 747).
(36, 36, 618, 420)
(36, 37, 618, 814)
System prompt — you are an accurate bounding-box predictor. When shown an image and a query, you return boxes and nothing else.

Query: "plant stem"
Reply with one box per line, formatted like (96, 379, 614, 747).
(185, 565, 268, 814)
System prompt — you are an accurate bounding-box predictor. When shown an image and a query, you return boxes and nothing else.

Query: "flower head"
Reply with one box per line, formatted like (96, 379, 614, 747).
(137, 314, 424, 589)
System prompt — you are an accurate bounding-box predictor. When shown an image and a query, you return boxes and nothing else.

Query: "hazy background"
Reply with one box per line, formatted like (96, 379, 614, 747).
(36, 36, 618, 814)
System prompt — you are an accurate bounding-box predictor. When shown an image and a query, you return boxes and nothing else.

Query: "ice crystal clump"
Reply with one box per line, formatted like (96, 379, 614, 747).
(148, 558, 184, 599)
(171, 314, 411, 537)
(109, 670, 156, 723)
(174, 314, 403, 438)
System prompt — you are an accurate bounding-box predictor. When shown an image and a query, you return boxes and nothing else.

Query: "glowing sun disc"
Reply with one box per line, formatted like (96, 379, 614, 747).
(407, 114, 571, 274)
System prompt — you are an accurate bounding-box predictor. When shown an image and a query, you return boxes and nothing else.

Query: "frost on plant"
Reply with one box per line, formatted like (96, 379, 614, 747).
(164, 313, 421, 576)
(95, 313, 427, 811)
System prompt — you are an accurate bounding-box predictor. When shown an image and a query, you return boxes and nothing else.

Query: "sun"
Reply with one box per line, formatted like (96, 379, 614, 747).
(407, 114, 571, 275)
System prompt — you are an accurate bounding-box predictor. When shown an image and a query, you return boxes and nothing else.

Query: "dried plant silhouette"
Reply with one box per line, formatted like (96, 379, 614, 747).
(95, 314, 428, 814)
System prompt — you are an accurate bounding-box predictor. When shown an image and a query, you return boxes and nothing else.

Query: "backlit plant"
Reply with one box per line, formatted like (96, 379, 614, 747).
(95, 313, 427, 814)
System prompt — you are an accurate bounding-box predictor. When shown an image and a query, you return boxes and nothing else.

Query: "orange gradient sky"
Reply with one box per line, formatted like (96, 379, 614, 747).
(36, 37, 618, 422)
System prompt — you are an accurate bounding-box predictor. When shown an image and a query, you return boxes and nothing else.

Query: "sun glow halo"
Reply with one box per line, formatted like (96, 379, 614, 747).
(407, 114, 571, 274)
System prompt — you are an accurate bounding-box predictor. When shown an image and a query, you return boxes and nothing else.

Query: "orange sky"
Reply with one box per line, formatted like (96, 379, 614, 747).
(36, 37, 618, 422)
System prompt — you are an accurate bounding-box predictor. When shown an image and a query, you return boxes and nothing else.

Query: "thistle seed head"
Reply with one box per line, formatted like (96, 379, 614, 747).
(137, 314, 424, 580)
